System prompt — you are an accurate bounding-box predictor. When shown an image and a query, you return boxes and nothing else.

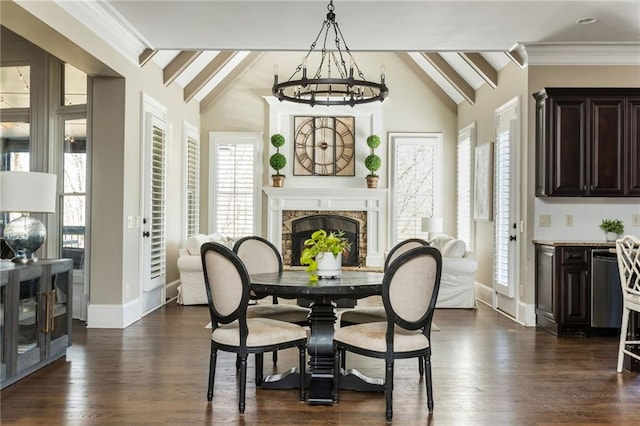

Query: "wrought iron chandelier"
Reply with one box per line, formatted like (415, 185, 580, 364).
(272, 0, 388, 107)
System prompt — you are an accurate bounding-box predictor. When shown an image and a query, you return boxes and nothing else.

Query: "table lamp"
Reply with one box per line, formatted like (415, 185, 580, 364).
(421, 217, 443, 241)
(0, 171, 57, 263)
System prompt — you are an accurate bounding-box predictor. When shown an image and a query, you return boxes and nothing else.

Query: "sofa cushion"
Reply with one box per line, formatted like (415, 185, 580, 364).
(443, 239, 466, 258)
(186, 234, 210, 255)
(429, 235, 453, 252)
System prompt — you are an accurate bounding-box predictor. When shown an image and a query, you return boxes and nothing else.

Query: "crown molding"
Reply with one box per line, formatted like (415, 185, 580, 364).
(53, 0, 149, 66)
(524, 44, 640, 66)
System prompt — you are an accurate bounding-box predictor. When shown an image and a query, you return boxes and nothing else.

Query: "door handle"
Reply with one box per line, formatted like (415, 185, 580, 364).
(509, 235, 517, 241)
(142, 231, 150, 238)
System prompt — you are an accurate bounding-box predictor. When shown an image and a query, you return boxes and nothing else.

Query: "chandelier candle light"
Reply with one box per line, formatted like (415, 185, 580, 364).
(272, 0, 388, 107)
(0, 171, 57, 263)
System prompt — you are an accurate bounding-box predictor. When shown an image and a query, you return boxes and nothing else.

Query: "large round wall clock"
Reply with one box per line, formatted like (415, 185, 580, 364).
(293, 116, 355, 176)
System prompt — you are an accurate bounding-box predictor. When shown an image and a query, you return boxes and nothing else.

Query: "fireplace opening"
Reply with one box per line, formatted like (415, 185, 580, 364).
(291, 214, 359, 267)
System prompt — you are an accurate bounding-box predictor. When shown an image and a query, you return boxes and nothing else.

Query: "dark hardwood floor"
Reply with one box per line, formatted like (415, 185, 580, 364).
(2, 301, 639, 425)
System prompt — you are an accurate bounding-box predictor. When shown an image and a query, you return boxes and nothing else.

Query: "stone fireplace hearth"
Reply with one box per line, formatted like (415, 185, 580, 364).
(263, 187, 388, 267)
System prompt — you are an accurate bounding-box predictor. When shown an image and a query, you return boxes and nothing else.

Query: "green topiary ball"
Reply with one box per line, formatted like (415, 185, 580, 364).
(366, 135, 381, 150)
(365, 154, 381, 174)
(270, 152, 287, 173)
(271, 133, 285, 148)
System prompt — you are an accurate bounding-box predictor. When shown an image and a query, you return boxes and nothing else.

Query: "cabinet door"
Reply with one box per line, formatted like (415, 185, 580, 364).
(0, 279, 6, 382)
(589, 97, 625, 195)
(45, 263, 72, 357)
(559, 264, 590, 325)
(535, 245, 555, 317)
(549, 96, 588, 195)
(627, 97, 640, 195)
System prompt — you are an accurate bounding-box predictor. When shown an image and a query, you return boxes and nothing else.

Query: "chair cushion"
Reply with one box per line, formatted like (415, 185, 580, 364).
(340, 307, 386, 324)
(211, 318, 307, 347)
(333, 321, 429, 353)
(247, 304, 310, 323)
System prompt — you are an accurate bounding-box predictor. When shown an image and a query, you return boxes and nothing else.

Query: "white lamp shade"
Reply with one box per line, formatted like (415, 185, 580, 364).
(421, 217, 443, 233)
(0, 171, 57, 213)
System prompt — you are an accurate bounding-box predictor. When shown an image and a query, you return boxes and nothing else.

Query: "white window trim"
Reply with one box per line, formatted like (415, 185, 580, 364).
(208, 131, 263, 236)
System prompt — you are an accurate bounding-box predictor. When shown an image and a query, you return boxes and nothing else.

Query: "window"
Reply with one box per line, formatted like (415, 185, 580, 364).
(389, 133, 442, 243)
(457, 124, 474, 247)
(184, 123, 200, 238)
(210, 132, 262, 238)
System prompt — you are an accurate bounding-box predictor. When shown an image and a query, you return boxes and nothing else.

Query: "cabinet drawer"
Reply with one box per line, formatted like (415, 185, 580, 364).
(559, 247, 589, 264)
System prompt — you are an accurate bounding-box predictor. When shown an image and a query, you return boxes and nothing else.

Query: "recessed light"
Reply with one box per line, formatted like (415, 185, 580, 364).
(577, 17, 598, 25)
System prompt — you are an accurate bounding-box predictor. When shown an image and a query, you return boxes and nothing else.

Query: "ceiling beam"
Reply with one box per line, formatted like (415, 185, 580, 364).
(138, 49, 157, 67)
(184, 51, 237, 103)
(199, 52, 262, 114)
(396, 53, 456, 114)
(421, 52, 475, 104)
(163, 51, 202, 86)
(459, 52, 498, 89)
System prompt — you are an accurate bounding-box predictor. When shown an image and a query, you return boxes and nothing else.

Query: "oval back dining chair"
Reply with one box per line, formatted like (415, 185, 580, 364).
(201, 242, 307, 413)
(339, 238, 430, 374)
(615, 235, 640, 372)
(233, 236, 310, 365)
(333, 245, 442, 421)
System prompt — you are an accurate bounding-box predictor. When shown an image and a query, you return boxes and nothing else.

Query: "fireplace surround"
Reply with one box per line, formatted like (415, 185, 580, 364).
(263, 187, 388, 267)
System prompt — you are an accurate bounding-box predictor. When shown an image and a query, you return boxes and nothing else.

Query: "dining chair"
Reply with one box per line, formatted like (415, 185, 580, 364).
(233, 236, 311, 364)
(201, 242, 307, 413)
(333, 245, 442, 421)
(339, 238, 430, 374)
(615, 235, 640, 372)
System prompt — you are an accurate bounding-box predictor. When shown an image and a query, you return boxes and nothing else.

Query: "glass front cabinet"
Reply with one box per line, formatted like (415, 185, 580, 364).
(0, 259, 72, 389)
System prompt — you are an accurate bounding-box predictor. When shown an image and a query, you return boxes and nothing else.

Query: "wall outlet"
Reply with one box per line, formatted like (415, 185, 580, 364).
(539, 214, 551, 227)
(633, 214, 640, 227)
(565, 215, 573, 226)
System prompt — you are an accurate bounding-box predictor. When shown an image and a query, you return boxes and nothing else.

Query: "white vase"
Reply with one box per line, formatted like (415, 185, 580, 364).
(316, 251, 342, 278)
(606, 232, 618, 242)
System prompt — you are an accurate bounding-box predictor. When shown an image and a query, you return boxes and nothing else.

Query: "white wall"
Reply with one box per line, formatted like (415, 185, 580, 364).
(534, 198, 640, 241)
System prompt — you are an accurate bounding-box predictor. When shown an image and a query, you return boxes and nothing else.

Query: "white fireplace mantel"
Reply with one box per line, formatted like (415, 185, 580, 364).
(263, 187, 388, 267)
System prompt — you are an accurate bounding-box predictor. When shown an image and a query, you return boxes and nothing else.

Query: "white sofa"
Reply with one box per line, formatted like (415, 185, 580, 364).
(176, 233, 236, 305)
(428, 234, 478, 308)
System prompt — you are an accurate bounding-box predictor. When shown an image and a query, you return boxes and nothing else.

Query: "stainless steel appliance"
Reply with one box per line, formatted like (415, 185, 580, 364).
(591, 250, 623, 328)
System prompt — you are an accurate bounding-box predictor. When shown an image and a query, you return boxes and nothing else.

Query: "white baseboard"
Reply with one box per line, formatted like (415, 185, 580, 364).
(518, 301, 536, 327)
(474, 281, 493, 306)
(165, 279, 180, 303)
(474, 281, 535, 326)
(86, 298, 141, 328)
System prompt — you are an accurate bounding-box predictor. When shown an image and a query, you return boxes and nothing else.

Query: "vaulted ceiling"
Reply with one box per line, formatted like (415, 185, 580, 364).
(52, 0, 640, 111)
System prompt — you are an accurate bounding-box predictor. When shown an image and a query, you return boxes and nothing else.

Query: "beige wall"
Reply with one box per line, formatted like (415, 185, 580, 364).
(200, 51, 459, 242)
(458, 62, 640, 318)
(457, 63, 529, 294)
(2, 3, 199, 317)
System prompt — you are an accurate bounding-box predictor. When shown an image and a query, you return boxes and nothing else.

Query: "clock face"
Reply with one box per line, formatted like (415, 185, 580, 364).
(293, 116, 355, 176)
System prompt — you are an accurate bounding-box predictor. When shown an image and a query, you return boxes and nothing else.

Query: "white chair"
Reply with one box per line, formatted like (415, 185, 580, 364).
(615, 235, 640, 372)
(333, 245, 442, 421)
(201, 242, 307, 413)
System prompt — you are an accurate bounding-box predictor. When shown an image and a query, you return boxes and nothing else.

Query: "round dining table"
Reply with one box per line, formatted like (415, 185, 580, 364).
(250, 270, 385, 405)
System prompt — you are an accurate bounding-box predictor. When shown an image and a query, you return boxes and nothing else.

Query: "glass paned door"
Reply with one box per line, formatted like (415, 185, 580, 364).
(0, 282, 6, 382)
(17, 276, 41, 371)
(60, 119, 86, 319)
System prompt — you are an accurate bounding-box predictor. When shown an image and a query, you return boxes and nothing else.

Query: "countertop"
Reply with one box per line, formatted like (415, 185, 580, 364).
(532, 240, 616, 247)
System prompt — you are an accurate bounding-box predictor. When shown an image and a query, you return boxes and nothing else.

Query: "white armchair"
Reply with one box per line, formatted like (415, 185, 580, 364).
(177, 233, 236, 305)
(428, 235, 477, 308)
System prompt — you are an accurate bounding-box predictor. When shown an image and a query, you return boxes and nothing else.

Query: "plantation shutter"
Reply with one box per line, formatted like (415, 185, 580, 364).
(215, 143, 254, 237)
(150, 122, 166, 281)
(456, 127, 473, 247)
(186, 134, 200, 238)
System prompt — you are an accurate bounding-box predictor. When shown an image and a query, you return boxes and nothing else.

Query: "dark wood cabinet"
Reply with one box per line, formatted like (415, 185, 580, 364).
(534, 88, 640, 197)
(535, 244, 591, 336)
